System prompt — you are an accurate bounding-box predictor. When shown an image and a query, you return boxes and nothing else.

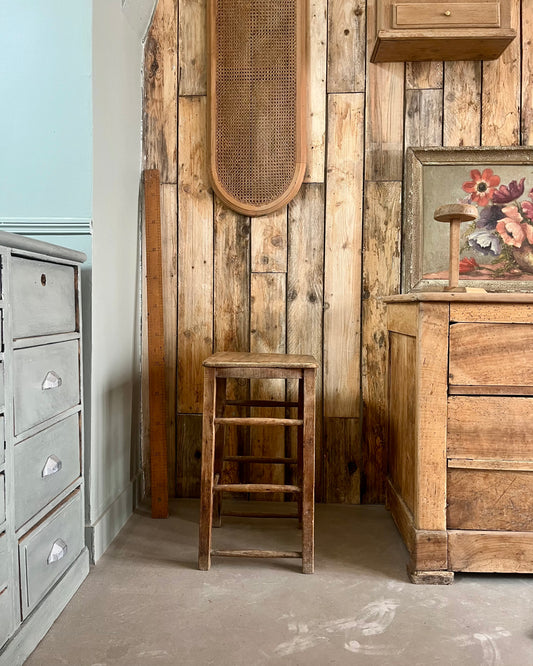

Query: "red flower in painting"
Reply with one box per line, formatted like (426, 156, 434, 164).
(522, 222, 533, 245)
(459, 257, 479, 274)
(462, 169, 501, 206)
(496, 216, 526, 248)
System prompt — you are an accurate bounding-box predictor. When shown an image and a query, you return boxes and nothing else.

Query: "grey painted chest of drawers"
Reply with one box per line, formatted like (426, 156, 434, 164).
(0, 232, 89, 665)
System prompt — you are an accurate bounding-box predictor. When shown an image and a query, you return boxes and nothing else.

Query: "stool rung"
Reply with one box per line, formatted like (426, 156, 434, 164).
(225, 399, 299, 408)
(215, 417, 303, 427)
(214, 483, 300, 494)
(212, 549, 302, 559)
(222, 511, 299, 519)
(223, 455, 297, 464)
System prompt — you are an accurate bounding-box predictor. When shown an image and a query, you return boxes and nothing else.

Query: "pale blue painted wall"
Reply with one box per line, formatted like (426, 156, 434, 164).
(0, 0, 92, 224)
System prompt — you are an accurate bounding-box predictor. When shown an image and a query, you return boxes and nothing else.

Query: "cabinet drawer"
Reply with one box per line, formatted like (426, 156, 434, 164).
(11, 257, 76, 339)
(0, 533, 8, 587)
(393, 3, 500, 29)
(0, 361, 4, 412)
(0, 586, 12, 648)
(447, 468, 533, 531)
(449, 323, 533, 391)
(0, 417, 5, 466)
(19, 491, 83, 618)
(14, 414, 81, 529)
(13, 340, 80, 435)
(0, 474, 4, 525)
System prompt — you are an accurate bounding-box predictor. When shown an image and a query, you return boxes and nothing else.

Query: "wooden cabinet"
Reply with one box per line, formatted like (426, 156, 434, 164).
(0, 232, 88, 664)
(385, 293, 533, 583)
(371, 0, 516, 63)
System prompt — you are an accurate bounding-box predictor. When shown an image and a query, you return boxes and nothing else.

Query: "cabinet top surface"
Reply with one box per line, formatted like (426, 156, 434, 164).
(385, 292, 533, 304)
(0, 230, 86, 264)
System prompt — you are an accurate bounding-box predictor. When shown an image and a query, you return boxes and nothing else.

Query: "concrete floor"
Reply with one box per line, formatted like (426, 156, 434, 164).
(26, 500, 533, 665)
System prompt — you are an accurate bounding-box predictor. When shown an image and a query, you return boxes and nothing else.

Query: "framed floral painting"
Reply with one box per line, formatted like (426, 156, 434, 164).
(403, 147, 533, 293)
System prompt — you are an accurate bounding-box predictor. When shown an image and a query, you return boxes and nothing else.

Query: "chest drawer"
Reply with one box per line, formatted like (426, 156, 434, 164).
(11, 256, 76, 339)
(13, 339, 80, 435)
(449, 323, 533, 391)
(19, 490, 83, 618)
(0, 417, 5, 466)
(14, 414, 81, 529)
(393, 2, 500, 28)
(0, 474, 4, 525)
(0, 532, 8, 587)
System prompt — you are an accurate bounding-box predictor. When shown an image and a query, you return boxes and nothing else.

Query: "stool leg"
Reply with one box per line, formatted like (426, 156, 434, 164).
(199, 367, 217, 570)
(297, 377, 304, 527)
(301, 368, 316, 574)
(213, 376, 227, 527)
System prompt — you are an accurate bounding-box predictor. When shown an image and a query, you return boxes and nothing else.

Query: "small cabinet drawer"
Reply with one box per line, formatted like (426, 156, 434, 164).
(447, 468, 533, 531)
(13, 339, 80, 435)
(449, 323, 533, 391)
(11, 256, 76, 339)
(19, 491, 83, 618)
(393, 3, 501, 29)
(14, 414, 81, 529)
(0, 474, 4, 525)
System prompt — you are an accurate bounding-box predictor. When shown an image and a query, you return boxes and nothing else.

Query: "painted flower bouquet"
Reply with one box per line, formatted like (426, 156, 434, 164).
(460, 169, 533, 276)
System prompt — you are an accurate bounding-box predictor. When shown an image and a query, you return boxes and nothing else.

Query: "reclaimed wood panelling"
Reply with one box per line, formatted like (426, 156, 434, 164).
(481, 0, 521, 146)
(178, 0, 207, 95)
(443, 62, 481, 147)
(143, 0, 178, 183)
(406, 62, 442, 90)
(287, 184, 325, 499)
(251, 209, 287, 273)
(324, 417, 360, 503)
(327, 0, 366, 93)
(523, 0, 533, 144)
(305, 0, 327, 182)
(177, 96, 213, 414)
(176, 414, 202, 497)
(361, 181, 401, 503)
(405, 89, 443, 149)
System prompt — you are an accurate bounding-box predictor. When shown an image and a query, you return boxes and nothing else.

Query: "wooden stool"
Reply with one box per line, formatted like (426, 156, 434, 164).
(198, 352, 318, 574)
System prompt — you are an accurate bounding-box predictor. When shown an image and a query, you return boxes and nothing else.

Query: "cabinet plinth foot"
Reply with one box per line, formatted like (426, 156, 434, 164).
(408, 568, 454, 585)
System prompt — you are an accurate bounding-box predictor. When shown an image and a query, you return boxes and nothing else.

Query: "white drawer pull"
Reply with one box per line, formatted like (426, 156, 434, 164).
(42, 455, 62, 478)
(47, 538, 68, 564)
(42, 371, 62, 390)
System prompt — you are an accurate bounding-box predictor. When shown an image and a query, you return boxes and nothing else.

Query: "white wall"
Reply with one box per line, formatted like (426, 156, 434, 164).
(89, 0, 156, 561)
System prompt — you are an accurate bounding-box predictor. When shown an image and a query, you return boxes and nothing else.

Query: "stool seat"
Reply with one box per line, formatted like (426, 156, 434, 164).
(198, 351, 317, 573)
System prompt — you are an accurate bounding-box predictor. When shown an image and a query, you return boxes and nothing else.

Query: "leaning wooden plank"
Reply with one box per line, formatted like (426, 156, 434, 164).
(361, 181, 402, 503)
(287, 184, 324, 499)
(327, 0, 366, 93)
(177, 96, 214, 413)
(523, 0, 533, 145)
(251, 208, 287, 273)
(179, 0, 207, 95)
(481, 0, 520, 146)
(249, 273, 287, 498)
(143, 0, 178, 183)
(443, 62, 481, 147)
(324, 93, 364, 419)
(304, 0, 327, 182)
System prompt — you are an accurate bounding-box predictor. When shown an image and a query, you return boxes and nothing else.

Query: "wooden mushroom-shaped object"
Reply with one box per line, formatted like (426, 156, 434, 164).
(434, 203, 478, 292)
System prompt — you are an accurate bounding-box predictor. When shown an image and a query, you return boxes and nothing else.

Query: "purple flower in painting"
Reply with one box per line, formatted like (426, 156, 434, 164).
(476, 204, 506, 230)
(467, 228, 502, 256)
(492, 178, 525, 204)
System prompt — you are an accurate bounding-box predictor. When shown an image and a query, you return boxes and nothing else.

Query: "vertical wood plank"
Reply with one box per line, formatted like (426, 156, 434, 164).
(327, 0, 366, 93)
(249, 273, 286, 498)
(406, 62, 443, 90)
(143, 0, 178, 183)
(305, 0, 327, 183)
(324, 417, 360, 503)
(214, 200, 251, 483)
(523, 0, 533, 145)
(251, 208, 288, 273)
(361, 181, 402, 504)
(443, 62, 481, 147)
(324, 93, 364, 419)
(481, 0, 521, 146)
(176, 414, 202, 497)
(287, 184, 325, 500)
(179, 0, 207, 96)
(405, 89, 443, 149)
(177, 96, 213, 413)
(161, 184, 178, 496)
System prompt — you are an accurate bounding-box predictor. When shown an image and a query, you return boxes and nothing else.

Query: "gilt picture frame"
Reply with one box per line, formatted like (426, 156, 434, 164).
(403, 147, 533, 293)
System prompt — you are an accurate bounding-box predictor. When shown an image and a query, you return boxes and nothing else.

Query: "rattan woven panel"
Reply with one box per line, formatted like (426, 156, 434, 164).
(208, 0, 306, 216)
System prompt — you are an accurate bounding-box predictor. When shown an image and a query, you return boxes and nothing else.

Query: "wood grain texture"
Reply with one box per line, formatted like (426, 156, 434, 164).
(448, 530, 533, 573)
(179, 0, 207, 96)
(143, 0, 178, 183)
(481, 0, 520, 146)
(324, 417, 360, 503)
(327, 0, 366, 93)
(177, 96, 213, 413)
(443, 61, 481, 147)
(522, 0, 533, 145)
(450, 303, 533, 324)
(405, 89, 443, 148)
(361, 182, 402, 504)
(406, 61, 442, 90)
(324, 93, 364, 418)
(287, 184, 324, 499)
(176, 415, 202, 498)
(448, 396, 533, 461)
(251, 209, 287, 273)
(305, 0, 327, 182)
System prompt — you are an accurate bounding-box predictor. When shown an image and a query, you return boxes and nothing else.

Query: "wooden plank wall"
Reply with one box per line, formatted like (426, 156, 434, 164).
(143, 0, 531, 503)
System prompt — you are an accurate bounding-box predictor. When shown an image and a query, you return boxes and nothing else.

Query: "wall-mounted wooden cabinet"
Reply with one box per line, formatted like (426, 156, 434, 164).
(371, 1, 516, 63)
